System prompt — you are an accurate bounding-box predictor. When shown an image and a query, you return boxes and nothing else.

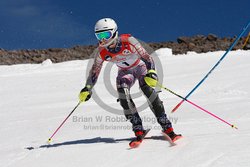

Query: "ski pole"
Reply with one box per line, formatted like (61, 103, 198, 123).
(47, 102, 81, 143)
(155, 82, 238, 129)
(171, 20, 250, 113)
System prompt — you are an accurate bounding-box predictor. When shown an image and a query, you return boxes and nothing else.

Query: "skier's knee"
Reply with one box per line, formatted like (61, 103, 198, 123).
(117, 88, 129, 109)
(117, 87, 135, 107)
(117, 87, 137, 117)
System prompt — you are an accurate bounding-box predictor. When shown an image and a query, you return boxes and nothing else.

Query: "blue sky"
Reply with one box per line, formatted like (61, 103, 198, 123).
(0, 0, 249, 50)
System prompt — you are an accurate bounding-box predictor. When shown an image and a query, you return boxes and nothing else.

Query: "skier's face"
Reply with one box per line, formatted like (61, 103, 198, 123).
(99, 38, 109, 46)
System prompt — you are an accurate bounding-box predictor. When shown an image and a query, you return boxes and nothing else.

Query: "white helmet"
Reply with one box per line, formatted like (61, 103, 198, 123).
(94, 18, 118, 47)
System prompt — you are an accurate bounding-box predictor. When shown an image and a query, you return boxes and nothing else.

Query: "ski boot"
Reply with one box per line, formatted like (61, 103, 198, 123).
(163, 128, 182, 142)
(129, 129, 150, 148)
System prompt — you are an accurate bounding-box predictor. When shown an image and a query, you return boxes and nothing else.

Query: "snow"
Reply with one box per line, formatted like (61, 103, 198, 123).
(1, 49, 250, 167)
(41, 59, 53, 66)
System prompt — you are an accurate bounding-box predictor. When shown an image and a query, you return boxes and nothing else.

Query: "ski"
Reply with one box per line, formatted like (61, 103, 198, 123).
(162, 132, 182, 146)
(129, 129, 151, 149)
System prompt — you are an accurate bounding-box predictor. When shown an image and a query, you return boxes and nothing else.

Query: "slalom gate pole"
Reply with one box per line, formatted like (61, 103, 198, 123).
(47, 102, 81, 143)
(156, 82, 238, 129)
(242, 32, 250, 49)
(171, 21, 250, 113)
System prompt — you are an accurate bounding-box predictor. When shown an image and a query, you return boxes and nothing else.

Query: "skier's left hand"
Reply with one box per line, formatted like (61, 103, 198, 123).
(144, 69, 158, 87)
(146, 69, 158, 80)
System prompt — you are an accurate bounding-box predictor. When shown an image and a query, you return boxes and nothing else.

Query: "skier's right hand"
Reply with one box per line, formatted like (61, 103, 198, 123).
(79, 85, 92, 102)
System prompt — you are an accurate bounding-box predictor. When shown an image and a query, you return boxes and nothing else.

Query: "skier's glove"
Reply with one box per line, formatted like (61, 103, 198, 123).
(144, 69, 158, 87)
(79, 85, 92, 102)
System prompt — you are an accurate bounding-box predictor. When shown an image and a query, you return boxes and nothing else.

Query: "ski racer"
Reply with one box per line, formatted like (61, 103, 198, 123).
(79, 18, 181, 143)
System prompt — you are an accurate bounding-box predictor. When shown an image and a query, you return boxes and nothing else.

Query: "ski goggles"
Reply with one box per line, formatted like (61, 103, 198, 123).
(95, 31, 112, 41)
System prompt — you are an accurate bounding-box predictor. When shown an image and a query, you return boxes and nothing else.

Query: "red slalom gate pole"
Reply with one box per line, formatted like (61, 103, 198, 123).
(47, 102, 81, 143)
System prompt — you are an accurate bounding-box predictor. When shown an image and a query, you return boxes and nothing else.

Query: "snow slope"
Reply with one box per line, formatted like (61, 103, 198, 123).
(1, 49, 250, 167)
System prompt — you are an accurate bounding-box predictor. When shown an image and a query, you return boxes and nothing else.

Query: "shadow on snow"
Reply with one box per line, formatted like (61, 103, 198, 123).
(26, 136, 166, 149)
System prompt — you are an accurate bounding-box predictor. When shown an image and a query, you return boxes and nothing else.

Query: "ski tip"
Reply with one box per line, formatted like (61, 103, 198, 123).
(129, 141, 141, 148)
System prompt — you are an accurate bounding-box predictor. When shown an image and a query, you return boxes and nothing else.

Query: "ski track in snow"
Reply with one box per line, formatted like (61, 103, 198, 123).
(1, 49, 250, 167)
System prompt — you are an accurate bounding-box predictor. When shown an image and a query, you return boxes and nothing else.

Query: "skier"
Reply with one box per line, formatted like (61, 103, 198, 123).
(79, 18, 181, 144)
